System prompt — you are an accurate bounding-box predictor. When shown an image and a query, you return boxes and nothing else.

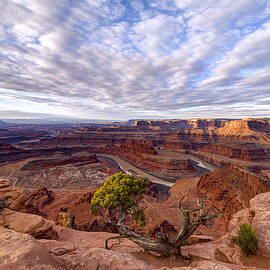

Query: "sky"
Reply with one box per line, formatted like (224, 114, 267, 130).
(0, 0, 270, 120)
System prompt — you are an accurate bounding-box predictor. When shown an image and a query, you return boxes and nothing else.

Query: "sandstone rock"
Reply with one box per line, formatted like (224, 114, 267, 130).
(0, 143, 18, 152)
(21, 154, 98, 171)
(227, 208, 255, 238)
(250, 192, 270, 256)
(19, 187, 56, 217)
(184, 239, 270, 267)
(182, 242, 237, 264)
(0, 227, 265, 270)
(0, 229, 59, 270)
(0, 178, 11, 188)
(46, 227, 141, 252)
(217, 119, 270, 143)
(42, 241, 152, 270)
(189, 260, 265, 270)
(1, 208, 58, 239)
(187, 234, 215, 244)
(156, 260, 265, 269)
(0, 184, 26, 210)
(196, 167, 267, 234)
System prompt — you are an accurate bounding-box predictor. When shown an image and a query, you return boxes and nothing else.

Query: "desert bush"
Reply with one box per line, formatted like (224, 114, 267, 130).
(233, 223, 258, 256)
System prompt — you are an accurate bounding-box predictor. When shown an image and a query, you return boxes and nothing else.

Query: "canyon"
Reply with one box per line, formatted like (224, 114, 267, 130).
(1, 118, 270, 269)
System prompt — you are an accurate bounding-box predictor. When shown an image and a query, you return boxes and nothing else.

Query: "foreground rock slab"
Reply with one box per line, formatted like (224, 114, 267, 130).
(250, 192, 270, 256)
(0, 229, 58, 270)
(156, 260, 266, 269)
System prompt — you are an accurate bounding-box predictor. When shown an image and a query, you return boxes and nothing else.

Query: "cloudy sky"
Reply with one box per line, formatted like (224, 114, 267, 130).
(0, 0, 270, 120)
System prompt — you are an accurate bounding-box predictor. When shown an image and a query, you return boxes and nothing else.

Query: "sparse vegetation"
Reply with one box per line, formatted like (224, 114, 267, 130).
(233, 223, 258, 256)
(90, 172, 220, 258)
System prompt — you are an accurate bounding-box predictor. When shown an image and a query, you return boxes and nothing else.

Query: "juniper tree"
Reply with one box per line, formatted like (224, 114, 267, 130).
(90, 172, 220, 258)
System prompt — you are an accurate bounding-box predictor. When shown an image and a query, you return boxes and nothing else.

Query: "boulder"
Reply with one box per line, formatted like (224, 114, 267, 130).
(0, 229, 59, 270)
(1, 208, 58, 239)
(0, 183, 26, 210)
(250, 192, 270, 256)
(182, 242, 238, 265)
(227, 208, 255, 238)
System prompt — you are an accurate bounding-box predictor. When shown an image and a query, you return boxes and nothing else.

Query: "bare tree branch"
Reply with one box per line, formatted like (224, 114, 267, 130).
(105, 235, 126, 250)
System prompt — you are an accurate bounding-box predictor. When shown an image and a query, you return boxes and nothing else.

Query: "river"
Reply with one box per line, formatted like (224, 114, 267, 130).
(96, 153, 216, 187)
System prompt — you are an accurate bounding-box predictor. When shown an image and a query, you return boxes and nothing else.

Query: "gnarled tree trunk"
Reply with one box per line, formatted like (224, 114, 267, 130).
(105, 191, 219, 258)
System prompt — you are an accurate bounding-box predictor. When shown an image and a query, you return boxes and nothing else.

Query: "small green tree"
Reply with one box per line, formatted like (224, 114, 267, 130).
(233, 223, 258, 256)
(90, 172, 147, 228)
(90, 172, 220, 258)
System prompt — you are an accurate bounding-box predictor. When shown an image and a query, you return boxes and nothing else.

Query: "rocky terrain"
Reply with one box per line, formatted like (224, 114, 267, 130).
(0, 166, 267, 238)
(15, 118, 270, 181)
(1, 118, 270, 268)
(0, 118, 270, 194)
(1, 173, 270, 269)
(0, 153, 121, 189)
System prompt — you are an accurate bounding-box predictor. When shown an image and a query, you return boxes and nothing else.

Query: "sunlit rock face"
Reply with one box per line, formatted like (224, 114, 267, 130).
(0, 229, 59, 270)
(250, 192, 270, 257)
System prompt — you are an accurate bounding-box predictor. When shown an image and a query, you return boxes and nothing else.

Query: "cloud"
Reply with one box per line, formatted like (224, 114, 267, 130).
(199, 21, 270, 88)
(131, 13, 184, 55)
(0, 0, 270, 119)
(0, 110, 67, 119)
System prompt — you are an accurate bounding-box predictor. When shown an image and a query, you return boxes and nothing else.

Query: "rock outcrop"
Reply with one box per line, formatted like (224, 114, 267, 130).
(0, 178, 26, 209)
(133, 119, 228, 130)
(217, 119, 270, 143)
(2, 191, 270, 269)
(1, 208, 59, 239)
(0, 179, 58, 239)
(250, 192, 270, 256)
(21, 154, 98, 171)
(197, 167, 267, 223)
(0, 229, 58, 270)
(0, 143, 17, 153)
(20, 118, 270, 177)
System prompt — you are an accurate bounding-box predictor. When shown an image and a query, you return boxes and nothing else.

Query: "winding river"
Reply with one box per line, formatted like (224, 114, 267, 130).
(96, 153, 216, 187)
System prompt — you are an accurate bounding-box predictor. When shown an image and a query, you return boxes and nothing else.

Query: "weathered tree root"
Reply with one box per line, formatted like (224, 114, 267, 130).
(105, 235, 126, 250)
(105, 190, 221, 258)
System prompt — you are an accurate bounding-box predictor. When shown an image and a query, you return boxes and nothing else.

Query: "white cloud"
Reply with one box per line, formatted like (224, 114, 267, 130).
(131, 13, 184, 55)
(0, 0, 270, 119)
(200, 21, 270, 87)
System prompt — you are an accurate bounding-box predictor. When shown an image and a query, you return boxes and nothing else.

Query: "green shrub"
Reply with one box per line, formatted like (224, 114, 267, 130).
(233, 223, 258, 256)
(90, 172, 147, 228)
